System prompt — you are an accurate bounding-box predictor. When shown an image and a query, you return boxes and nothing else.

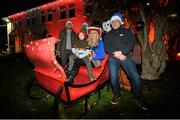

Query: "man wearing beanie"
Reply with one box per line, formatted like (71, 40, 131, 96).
(104, 12, 145, 108)
(57, 20, 78, 68)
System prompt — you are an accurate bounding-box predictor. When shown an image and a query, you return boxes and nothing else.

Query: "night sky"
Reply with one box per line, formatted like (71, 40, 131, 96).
(0, 0, 55, 18)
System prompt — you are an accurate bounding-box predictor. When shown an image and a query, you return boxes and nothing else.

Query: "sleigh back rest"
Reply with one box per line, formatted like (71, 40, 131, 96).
(92, 54, 109, 77)
(25, 37, 66, 82)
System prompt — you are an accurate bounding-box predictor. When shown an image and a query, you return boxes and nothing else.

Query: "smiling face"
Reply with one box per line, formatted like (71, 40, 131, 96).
(88, 30, 100, 46)
(78, 32, 85, 40)
(89, 30, 99, 40)
(66, 21, 73, 29)
(111, 19, 121, 30)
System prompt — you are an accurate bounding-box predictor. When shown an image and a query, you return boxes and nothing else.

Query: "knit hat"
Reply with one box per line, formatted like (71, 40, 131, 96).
(82, 22, 88, 28)
(78, 26, 88, 39)
(110, 12, 123, 25)
(66, 20, 73, 27)
(87, 26, 102, 37)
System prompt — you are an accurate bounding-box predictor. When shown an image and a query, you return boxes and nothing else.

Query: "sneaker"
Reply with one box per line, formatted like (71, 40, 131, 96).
(111, 95, 120, 105)
(136, 101, 148, 111)
(141, 106, 148, 111)
(90, 76, 95, 81)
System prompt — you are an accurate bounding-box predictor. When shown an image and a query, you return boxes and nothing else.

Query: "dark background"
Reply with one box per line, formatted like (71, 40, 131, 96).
(0, 0, 55, 18)
(0, 0, 55, 50)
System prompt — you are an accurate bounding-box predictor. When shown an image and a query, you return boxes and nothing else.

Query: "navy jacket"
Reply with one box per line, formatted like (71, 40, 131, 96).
(104, 27, 136, 57)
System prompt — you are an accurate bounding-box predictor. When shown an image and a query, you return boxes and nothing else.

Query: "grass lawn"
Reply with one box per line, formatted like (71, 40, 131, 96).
(0, 54, 180, 119)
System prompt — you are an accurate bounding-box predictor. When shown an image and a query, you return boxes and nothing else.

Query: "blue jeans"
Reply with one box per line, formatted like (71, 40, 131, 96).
(109, 56, 144, 101)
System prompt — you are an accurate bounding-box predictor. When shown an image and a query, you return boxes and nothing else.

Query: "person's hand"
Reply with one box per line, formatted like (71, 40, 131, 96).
(113, 51, 127, 61)
(113, 51, 122, 58)
(88, 54, 93, 61)
(75, 51, 79, 58)
(113, 51, 122, 55)
(89, 56, 93, 61)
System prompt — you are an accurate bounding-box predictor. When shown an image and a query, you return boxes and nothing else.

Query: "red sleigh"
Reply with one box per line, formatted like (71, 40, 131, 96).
(25, 37, 109, 114)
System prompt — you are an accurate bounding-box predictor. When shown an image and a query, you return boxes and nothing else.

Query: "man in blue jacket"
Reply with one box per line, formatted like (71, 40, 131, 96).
(104, 12, 145, 105)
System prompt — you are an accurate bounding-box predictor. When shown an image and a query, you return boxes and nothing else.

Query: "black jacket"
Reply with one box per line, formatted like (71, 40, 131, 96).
(57, 28, 78, 57)
(104, 27, 136, 57)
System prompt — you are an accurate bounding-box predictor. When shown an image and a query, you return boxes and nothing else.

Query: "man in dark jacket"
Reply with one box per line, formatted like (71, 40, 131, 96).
(104, 12, 145, 106)
(57, 20, 78, 68)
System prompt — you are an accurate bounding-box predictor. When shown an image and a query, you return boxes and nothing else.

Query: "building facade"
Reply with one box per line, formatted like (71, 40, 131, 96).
(2, 0, 92, 53)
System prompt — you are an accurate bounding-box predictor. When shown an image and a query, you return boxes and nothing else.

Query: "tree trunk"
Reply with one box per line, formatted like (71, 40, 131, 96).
(137, 8, 168, 80)
(140, 41, 167, 80)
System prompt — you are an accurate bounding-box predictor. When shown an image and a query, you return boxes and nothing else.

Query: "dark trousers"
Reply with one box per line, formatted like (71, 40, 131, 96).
(61, 49, 72, 68)
(109, 56, 144, 101)
(68, 55, 94, 80)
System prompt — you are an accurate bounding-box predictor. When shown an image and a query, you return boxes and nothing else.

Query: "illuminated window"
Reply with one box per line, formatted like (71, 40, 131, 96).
(69, 4, 75, 18)
(60, 6, 66, 19)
